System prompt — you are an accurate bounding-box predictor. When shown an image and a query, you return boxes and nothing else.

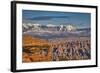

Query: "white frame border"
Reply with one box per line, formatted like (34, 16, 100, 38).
(16, 3, 96, 70)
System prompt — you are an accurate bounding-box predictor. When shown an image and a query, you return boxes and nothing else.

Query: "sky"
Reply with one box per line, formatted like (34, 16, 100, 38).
(22, 10, 91, 28)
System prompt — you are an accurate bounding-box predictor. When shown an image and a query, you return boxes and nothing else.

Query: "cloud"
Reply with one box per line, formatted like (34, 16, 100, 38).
(26, 16, 69, 21)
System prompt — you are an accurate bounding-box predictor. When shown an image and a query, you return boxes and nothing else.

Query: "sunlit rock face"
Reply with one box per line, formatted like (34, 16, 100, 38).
(66, 25, 76, 32)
